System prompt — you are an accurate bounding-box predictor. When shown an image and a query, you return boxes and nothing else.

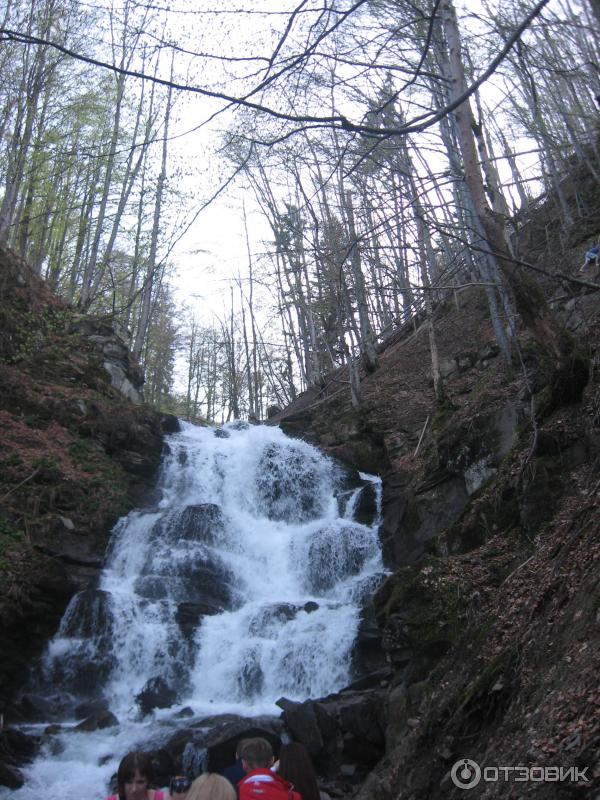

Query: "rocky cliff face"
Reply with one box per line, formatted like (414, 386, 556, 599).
(0, 245, 176, 712)
(273, 196, 600, 794)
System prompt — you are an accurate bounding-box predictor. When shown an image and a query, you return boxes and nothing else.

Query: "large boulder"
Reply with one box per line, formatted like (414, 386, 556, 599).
(164, 714, 284, 775)
(277, 689, 386, 771)
(304, 524, 377, 593)
(40, 588, 117, 698)
(275, 698, 337, 763)
(135, 677, 178, 715)
(0, 727, 40, 789)
(176, 504, 226, 545)
(352, 605, 387, 675)
(0, 763, 23, 789)
(74, 710, 119, 731)
(255, 443, 330, 523)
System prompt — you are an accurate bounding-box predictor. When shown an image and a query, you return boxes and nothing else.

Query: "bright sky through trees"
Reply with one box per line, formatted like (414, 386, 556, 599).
(1, 0, 596, 418)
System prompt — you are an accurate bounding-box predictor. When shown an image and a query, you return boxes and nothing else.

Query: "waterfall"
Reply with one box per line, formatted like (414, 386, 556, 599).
(4, 422, 385, 800)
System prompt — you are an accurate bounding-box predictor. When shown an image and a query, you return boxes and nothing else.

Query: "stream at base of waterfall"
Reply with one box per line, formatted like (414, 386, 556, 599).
(2, 421, 386, 800)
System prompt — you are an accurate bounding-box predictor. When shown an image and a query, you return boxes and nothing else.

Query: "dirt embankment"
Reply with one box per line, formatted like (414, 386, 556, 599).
(0, 245, 176, 712)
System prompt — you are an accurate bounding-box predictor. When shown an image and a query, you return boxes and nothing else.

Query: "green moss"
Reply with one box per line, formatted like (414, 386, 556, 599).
(0, 517, 24, 572)
(32, 455, 59, 470)
(471, 370, 493, 397)
(0, 517, 22, 541)
(349, 439, 382, 474)
(376, 558, 466, 655)
(1, 453, 23, 467)
(451, 646, 520, 733)
(431, 397, 459, 438)
(25, 414, 50, 429)
(69, 439, 99, 463)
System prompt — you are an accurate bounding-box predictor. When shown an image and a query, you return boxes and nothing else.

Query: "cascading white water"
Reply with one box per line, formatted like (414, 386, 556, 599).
(3, 422, 385, 800)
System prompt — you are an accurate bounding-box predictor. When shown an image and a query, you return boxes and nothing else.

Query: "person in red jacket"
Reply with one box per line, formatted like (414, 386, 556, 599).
(238, 738, 302, 800)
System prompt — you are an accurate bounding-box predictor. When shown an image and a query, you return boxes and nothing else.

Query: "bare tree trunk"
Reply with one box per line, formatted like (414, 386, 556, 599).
(441, 0, 575, 371)
(417, 214, 444, 404)
(342, 189, 378, 372)
(132, 71, 173, 360)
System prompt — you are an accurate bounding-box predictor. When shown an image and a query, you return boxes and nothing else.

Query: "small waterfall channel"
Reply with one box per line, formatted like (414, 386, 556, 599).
(3, 422, 385, 800)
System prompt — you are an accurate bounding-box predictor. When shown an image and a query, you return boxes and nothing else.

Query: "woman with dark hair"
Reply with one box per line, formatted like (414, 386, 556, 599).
(106, 752, 166, 800)
(277, 743, 331, 800)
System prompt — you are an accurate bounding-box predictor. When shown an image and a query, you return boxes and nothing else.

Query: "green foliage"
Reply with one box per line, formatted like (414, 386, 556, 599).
(31, 456, 59, 471)
(25, 414, 50, 430)
(377, 557, 466, 654)
(0, 517, 22, 541)
(69, 438, 99, 463)
(12, 308, 74, 364)
(1, 454, 23, 468)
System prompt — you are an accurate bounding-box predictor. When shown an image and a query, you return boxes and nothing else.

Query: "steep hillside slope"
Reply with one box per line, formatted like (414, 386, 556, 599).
(274, 170, 600, 797)
(0, 245, 175, 714)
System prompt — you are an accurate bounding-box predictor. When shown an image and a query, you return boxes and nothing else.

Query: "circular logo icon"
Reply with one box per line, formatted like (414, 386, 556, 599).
(451, 759, 482, 789)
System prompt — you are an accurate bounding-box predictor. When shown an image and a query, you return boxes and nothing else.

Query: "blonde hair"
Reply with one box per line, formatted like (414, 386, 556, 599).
(186, 774, 236, 800)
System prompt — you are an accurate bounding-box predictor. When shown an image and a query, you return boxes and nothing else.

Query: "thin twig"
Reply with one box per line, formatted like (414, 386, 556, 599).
(0, 466, 41, 503)
(414, 415, 430, 457)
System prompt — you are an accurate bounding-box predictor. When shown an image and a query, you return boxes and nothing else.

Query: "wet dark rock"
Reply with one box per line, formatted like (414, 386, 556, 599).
(248, 603, 299, 633)
(256, 443, 327, 523)
(16, 691, 73, 723)
(74, 698, 110, 719)
(275, 698, 331, 759)
(230, 421, 250, 431)
(277, 688, 386, 771)
(0, 728, 40, 764)
(61, 589, 113, 639)
(175, 602, 215, 637)
(42, 592, 116, 697)
(0, 727, 40, 789)
(352, 483, 379, 526)
(164, 714, 283, 774)
(134, 575, 168, 600)
(352, 606, 386, 675)
(237, 652, 264, 698)
(304, 601, 319, 614)
(267, 405, 281, 419)
(306, 525, 374, 592)
(389, 473, 468, 566)
(0, 763, 23, 789)
(174, 706, 195, 719)
(0, 558, 76, 710)
(176, 504, 226, 545)
(135, 550, 234, 612)
(136, 677, 177, 715)
(214, 428, 230, 438)
(114, 449, 157, 476)
(340, 667, 391, 693)
(43, 724, 62, 735)
(338, 692, 385, 750)
(74, 710, 119, 731)
(161, 415, 180, 434)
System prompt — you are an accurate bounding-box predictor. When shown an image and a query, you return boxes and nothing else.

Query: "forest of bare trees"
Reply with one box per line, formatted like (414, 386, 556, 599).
(1, 0, 598, 422)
